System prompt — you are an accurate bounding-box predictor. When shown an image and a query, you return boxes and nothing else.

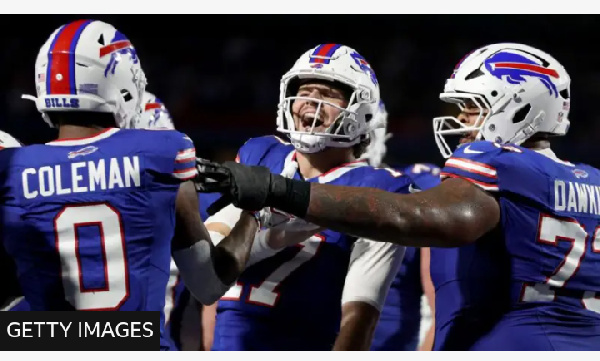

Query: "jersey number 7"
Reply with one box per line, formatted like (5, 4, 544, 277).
(221, 234, 325, 307)
(521, 214, 600, 314)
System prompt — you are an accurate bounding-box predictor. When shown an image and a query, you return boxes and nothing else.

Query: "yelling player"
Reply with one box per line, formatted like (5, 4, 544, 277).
(201, 44, 409, 351)
(196, 43, 600, 350)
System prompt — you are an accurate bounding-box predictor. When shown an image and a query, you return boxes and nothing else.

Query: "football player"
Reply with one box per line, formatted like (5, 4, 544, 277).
(0, 20, 258, 350)
(201, 44, 408, 350)
(197, 43, 600, 350)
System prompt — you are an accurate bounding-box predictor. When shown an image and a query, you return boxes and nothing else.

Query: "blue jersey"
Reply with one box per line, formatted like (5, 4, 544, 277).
(213, 136, 411, 351)
(0, 128, 197, 350)
(437, 141, 600, 350)
(371, 163, 441, 351)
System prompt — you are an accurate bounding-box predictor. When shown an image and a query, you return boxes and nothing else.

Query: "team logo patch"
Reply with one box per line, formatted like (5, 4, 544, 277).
(572, 168, 589, 179)
(68, 145, 99, 159)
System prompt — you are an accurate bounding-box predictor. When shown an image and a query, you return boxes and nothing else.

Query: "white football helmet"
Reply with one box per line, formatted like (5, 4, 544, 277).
(276, 44, 380, 153)
(433, 43, 571, 158)
(360, 100, 391, 167)
(0, 130, 22, 148)
(134, 91, 175, 130)
(23, 19, 147, 129)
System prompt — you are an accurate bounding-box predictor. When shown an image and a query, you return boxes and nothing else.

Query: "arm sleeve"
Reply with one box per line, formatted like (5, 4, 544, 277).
(341, 239, 405, 311)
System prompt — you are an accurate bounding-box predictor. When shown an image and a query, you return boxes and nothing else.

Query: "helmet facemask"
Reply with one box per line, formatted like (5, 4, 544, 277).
(433, 93, 491, 158)
(277, 76, 373, 153)
(432, 43, 571, 159)
(276, 44, 379, 154)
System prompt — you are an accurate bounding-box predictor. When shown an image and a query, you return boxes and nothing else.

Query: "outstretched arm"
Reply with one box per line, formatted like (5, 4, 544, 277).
(195, 160, 500, 248)
(304, 178, 499, 247)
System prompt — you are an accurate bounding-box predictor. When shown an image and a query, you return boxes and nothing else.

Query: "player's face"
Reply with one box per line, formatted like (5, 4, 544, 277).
(291, 82, 349, 133)
(457, 100, 489, 144)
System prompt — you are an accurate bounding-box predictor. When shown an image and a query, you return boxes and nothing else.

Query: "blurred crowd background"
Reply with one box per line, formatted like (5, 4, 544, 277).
(1, 15, 598, 167)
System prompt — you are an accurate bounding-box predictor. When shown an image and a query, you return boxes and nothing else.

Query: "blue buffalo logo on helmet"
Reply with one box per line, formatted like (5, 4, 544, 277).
(350, 52, 378, 85)
(100, 31, 139, 77)
(484, 51, 560, 97)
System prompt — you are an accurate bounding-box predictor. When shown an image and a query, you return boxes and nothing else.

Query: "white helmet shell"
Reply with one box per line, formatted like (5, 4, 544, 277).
(360, 100, 390, 167)
(433, 43, 570, 158)
(135, 91, 175, 130)
(23, 19, 147, 129)
(276, 44, 380, 153)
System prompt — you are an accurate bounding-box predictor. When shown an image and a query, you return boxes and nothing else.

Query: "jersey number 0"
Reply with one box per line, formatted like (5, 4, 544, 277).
(54, 203, 129, 310)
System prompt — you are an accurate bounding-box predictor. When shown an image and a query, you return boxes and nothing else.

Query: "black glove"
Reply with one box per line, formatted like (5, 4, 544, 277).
(195, 159, 273, 215)
(194, 158, 311, 217)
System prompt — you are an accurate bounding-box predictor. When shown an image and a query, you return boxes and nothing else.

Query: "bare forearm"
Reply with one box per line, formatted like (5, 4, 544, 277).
(333, 302, 379, 351)
(305, 179, 499, 247)
(213, 212, 258, 284)
(201, 302, 217, 351)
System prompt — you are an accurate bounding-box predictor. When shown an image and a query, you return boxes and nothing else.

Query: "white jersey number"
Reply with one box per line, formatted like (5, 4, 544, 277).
(521, 215, 600, 314)
(221, 234, 325, 306)
(583, 227, 600, 313)
(54, 203, 129, 310)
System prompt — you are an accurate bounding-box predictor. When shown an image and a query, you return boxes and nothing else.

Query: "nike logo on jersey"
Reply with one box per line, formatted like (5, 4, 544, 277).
(463, 145, 484, 154)
(408, 184, 421, 193)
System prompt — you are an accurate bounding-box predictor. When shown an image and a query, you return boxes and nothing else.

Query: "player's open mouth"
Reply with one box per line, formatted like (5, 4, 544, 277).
(300, 113, 324, 130)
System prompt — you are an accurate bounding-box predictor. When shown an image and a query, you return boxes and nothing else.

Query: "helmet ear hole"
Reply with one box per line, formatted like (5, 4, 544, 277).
(560, 89, 569, 99)
(121, 90, 132, 102)
(512, 103, 531, 124)
(465, 68, 484, 80)
(98, 34, 105, 45)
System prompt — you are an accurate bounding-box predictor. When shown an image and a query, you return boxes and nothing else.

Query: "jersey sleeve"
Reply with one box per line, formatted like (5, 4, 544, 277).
(235, 135, 288, 166)
(341, 239, 405, 311)
(360, 167, 414, 195)
(403, 163, 442, 191)
(441, 141, 504, 192)
(169, 132, 198, 181)
(441, 141, 545, 201)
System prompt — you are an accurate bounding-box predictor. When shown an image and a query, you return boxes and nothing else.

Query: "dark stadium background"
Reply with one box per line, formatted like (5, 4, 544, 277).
(0, 15, 598, 168)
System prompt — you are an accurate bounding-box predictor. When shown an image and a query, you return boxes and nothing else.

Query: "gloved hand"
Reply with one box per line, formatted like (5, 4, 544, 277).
(194, 158, 311, 217)
(195, 158, 276, 215)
